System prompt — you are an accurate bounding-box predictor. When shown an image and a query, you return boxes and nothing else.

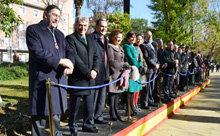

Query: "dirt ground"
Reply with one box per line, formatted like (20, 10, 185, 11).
(148, 72, 220, 136)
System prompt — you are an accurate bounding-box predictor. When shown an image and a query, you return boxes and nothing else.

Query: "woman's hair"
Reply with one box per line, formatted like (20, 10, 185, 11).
(126, 31, 136, 42)
(109, 29, 124, 44)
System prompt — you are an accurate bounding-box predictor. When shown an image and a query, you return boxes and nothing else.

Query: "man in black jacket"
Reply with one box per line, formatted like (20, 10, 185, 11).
(163, 41, 178, 101)
(140, 31, 160, 109)
(89, 18, 110, 124)
(66, 15, 99, 135)
(178, 45, 188, 91)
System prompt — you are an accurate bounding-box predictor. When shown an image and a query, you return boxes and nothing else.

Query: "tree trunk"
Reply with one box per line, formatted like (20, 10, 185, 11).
(124, 0, 130, 14)
(76, 6, 81, 17)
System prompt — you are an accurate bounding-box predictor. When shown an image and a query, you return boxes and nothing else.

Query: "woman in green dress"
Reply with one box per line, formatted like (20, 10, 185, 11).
(123, 31, 143, 116)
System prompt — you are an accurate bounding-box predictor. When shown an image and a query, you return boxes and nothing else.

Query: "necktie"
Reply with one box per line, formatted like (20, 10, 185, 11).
(82, 36, 87, 45)
(100, 36, 104, 44)
(100, 36, 108, 66)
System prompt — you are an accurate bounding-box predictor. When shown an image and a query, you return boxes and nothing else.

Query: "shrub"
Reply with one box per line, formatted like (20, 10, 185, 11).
(0, 62, 28, 81)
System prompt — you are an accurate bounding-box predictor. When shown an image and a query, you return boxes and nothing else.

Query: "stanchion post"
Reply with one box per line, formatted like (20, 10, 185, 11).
(175, 72, 178, 96)
(127, 88, 131, 121)
(198, 68, 201, 83)
(193, 69, 196, 86)
(46, 78, 54, 136)
(187, 71, 189, 91)
(158, 70, 162, 104)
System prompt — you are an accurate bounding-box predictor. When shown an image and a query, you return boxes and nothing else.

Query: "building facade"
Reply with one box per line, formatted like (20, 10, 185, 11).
(0, 0, 74, 63)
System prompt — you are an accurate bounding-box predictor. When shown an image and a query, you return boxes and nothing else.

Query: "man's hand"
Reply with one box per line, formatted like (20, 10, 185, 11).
(59, 58, 73, 69)
(63, 67, 74, 75)
(175, 59, 179, 64)
(153, 64, 160, 71)
(162, 63, 168, 69)
(90, 70, 97, 79)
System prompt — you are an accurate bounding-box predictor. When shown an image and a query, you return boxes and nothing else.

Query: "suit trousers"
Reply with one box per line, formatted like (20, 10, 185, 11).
(163, 75, 174, 98)
(179, 72, 187, 91)
(141, 72, 154, 107)
(69, 93, 94, 133)
(93, 87, 107, 121)
(31, 114, 62, 136)
(153, 72, 160, 102)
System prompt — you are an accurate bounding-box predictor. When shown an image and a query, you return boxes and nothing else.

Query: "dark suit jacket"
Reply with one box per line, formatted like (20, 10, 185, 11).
(89, 31, 109, 85)
(179, 52, 188, 73)
(66, 32, 99, 95)
(163, 49, 176, 74)
(26, 20, 75, 116)
(140, 40, 157, 73)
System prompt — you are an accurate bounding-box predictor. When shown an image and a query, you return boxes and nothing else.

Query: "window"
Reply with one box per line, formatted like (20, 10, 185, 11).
(58, 3, 63, 10)
(4, 37, 10, 44)
(19, 23, 26, 31)
(19, 38, 26, 50)
(60, 15, 66, 22)
(33, 10, 39, 17)
(19, 6, 26, 14)
(34, 0, 39, 2)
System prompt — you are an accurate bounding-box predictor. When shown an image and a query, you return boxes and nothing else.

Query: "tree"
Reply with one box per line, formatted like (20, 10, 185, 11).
(148, 0, 200, 45)
(0, 0, 23, 37)
(86, 0, 123, 20)
(131, 18, 148, 34)
(74, 0, 84, 17)
(106, 11, 131, 45)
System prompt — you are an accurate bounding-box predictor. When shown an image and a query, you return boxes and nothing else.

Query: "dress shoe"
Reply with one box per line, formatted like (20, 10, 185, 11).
(82, 126, 98, 133)
(149, 103, 158, 107)
(110, 116, 117, 121)
(170, 95, 177, 98)
(131, 111, 137, 116)
(70, 132, 78, 136)
(94, 119, 109, 124)
(141, 106, 151, 110)
(70, 127, 78, 136)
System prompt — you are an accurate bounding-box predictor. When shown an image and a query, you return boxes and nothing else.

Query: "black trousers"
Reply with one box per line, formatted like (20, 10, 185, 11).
(109, 93, 120, 118)
(179, 73, 187, 91)
(163, 75, 174, 98)
(141, 72, 154, 107)
(93, 87, 107, 121)
(69, 94, 94, 133)
(31, 114, 62, 136)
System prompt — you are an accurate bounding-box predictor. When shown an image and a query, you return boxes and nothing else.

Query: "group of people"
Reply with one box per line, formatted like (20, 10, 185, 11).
(26, 5, 213, 136)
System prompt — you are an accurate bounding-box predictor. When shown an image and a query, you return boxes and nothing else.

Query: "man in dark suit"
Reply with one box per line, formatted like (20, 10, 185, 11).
(163, 40, 178, 101)
(26, 5, 74, 136)
(179, 45, 188, 91)
(66, 15, 99, 136)
(140, 31, 160, 109)
(89, 18, 110, 124)
(154, 38, 167, 103)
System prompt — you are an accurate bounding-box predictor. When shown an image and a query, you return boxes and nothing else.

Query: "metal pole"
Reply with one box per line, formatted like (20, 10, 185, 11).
(175, 72, 178, 96)
(193, 68, 196, 85)
(127, 89, 131, 121)
(187, 71, 189, 91)
(46, 78, 54, 136)
(159, 71, 162, 104)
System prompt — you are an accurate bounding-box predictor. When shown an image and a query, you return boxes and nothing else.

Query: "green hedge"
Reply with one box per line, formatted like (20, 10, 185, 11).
(0, 62, 28, 81)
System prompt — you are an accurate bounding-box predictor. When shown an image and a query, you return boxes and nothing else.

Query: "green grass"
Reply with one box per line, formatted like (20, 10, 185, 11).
(0, 77, 30, 136)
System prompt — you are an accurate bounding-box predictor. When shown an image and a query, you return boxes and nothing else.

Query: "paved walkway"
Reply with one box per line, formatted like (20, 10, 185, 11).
(149, 72, 220, 136)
